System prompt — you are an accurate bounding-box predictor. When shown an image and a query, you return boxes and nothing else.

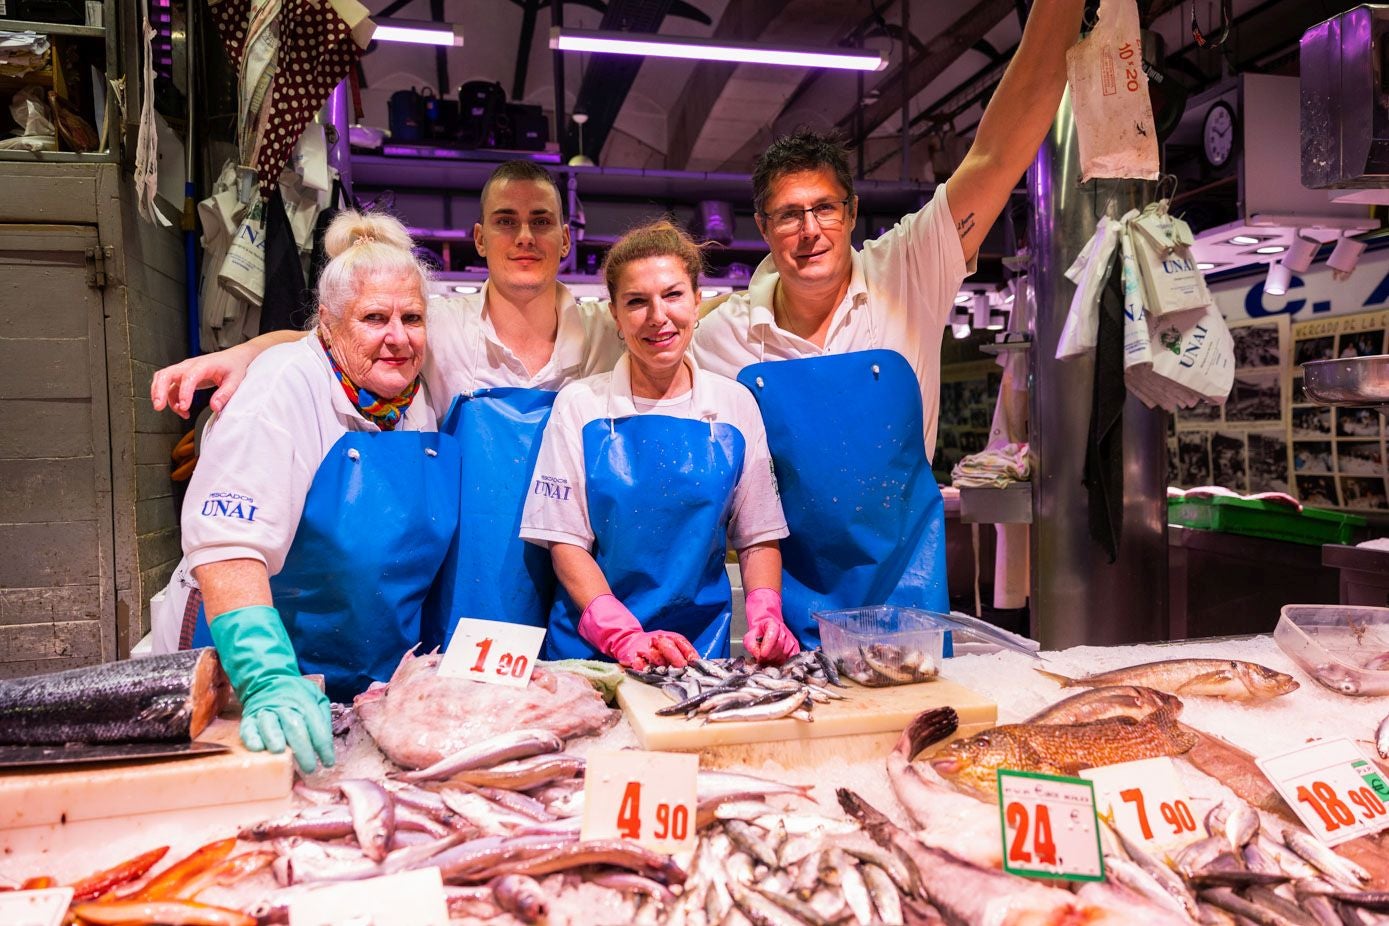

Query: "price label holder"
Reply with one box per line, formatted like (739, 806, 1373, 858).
(1256, 737, 1389, 847)
(997, 768, 1105, 882)
(581, 748, 698, 854)
(1081, 756, 1200, 851)
(437, 617, 546, 688)
(289, 867, 448, 926)
(0, 887, 74, 926)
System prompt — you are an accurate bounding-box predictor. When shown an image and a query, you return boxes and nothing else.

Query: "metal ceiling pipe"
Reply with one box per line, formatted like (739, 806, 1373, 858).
(1027, 88, 1168, 649)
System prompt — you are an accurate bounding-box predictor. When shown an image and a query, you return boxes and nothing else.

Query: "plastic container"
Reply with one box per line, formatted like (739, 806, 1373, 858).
(1274, 604, 1389, 696)
(814, 606, 950, 688)
(1168, 495, 1364, 546)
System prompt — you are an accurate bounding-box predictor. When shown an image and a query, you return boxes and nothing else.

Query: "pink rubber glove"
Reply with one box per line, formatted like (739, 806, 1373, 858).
(578, 594, 697, 671)
(743, 587, 800, 665)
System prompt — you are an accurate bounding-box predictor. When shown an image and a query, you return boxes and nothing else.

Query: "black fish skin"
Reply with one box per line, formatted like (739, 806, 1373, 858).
(0, 649, 222, 745)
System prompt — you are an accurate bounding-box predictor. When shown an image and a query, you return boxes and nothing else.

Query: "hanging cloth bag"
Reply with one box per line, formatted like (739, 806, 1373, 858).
(1057, 214, 1122, 359)
(1065, 0, 1160, 181)
(1127, 201, 1212, 317)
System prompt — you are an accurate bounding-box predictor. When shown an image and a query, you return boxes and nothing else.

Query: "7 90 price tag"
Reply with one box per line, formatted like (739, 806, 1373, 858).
(581, 749, 698, 854)
(1082, 757, 1199, 850)
(437, 617, 546, 688)
(997, 769, 1105, 882)
(1257, 738, 1389, 847)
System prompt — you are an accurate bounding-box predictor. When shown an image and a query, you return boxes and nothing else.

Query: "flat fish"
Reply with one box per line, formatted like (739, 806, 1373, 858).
(1035, 658, 1298, 701)
(0, 649, 229, 745)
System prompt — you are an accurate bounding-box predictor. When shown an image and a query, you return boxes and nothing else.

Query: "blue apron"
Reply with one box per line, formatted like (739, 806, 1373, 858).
(737, 348, 948, 647)
(422, 388, 558, 649)
(192, 430, 461, 702)
(543, 414, 745, 661)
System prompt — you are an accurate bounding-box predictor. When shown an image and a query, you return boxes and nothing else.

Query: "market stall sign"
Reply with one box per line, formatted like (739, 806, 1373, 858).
(288, 867, 448, 926)
(1081, 756, 1199, 850)
(0, 887, 73, 926)
(437, 617, 546, 688)
(1256, 737, 1389, 847)
(581, 748, 698, 854)
(997, 768, 1105, 882)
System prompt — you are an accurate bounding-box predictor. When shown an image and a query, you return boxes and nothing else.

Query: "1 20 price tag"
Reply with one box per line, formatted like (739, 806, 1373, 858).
(1256, 738, 1389, 847)
(0, 888, 74, 926)
(997, 769, 1105, 882)
(1082, 757, 1199, 850)
(437, 617, 547, 688)
(288, 867, 448, 926)
(581, 749, 698, 854)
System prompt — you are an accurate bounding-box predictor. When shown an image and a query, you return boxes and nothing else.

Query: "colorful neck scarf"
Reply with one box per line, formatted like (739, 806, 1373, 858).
(319, 335, 420, 431)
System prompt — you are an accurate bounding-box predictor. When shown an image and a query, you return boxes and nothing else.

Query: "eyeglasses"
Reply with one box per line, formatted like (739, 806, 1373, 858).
(760, 198, 852, 234)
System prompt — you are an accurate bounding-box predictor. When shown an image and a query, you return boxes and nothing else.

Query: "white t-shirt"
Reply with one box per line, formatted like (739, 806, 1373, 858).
(180, 337, 438, 577)
(422, 282, 625, 414)
(519, 354, 788, 552)
(692, 183, 972, 460)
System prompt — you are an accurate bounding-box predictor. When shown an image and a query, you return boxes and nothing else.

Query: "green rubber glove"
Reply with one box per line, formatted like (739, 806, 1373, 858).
(208, 604, 335, 774)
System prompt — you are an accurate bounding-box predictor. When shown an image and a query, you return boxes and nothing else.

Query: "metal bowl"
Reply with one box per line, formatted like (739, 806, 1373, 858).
(1301, 355, 1389, 413)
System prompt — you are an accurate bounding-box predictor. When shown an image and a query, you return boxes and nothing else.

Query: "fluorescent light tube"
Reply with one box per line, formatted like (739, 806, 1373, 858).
(373, 18, 464, 47)
(550, 28, 887, 71)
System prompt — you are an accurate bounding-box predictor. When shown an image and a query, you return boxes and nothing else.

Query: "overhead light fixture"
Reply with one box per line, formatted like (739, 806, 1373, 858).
(549, 28, 888, 71)
(372, 17, 464, 47)
(1328, 235, 1366, 280)
(1264, 262, 1292, 297)
(971, 293, 991, 330)
(1255, 245, 1286, 255)
(1283, 232, 1320, 274)
(951, 324, 971, 340)
(452, 284, 480, 295)
(954, 292, 972, 305)
(1230, 234, 1261, 246)
(986, 308, 1008, 331)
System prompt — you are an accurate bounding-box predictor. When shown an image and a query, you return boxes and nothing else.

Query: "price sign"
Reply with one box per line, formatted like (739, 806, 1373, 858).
(289, 867, 448, 926)
(437, 617, 546, 688)
(0, 888, 74, 926)
(1256, 738, 1389, 847)
(997, 769, 1105, 882)
(1082, 757, 1200, 850)
(581, 749, 698, 854)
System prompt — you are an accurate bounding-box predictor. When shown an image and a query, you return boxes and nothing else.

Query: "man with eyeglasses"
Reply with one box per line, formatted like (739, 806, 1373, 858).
(694, 0, 1085, 646)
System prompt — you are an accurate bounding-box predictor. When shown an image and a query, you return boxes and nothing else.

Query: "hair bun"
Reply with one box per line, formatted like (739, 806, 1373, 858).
(323, 210, 415, 259)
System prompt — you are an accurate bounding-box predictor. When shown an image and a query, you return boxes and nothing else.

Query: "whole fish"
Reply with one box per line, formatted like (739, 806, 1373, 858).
(860, 862, 904, 926)
(705, 691, 810, 724)
(1023, 685, 1182, 725)
(392, 729, 563, 782)
(447, 752, 585, 790)
(70, 900, 254, 926)
(1035, 658, 1298, 701)
(1376, 712, 1389, 760)
(463, 839, 687, 884)
(491, 873, 549, 924)
(338, 779, 394, 861)
(0, 649, 229, 745)
(929, 712, 1199, 798)
(1283, 828, 1371, 887)
(240, 806, 356, 842)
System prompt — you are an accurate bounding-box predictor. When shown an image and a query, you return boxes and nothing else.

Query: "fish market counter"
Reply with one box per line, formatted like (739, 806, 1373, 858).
(3, 633, 1387, 924)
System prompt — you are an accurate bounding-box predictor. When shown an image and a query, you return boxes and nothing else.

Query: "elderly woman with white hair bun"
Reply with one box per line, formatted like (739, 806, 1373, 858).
(154, 211, 459, 773)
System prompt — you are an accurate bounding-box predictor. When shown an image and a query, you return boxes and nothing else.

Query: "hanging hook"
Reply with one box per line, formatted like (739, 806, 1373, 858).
(1155, 173, 1179, 206)
(1192, 0, 1232, 49)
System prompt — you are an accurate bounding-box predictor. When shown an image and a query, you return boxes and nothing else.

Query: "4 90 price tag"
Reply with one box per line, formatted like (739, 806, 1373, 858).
(581, 749, 698, 854)
(437, 617, 546, 688)
(998, 769, 1105, 882)
(1257, 738, 1389, 847)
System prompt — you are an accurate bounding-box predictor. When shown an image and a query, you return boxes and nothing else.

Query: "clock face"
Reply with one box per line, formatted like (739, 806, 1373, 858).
(1203, 103, 1235, 168)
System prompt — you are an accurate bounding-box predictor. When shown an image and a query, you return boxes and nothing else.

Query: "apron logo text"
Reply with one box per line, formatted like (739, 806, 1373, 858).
(533, 475, 572, 501)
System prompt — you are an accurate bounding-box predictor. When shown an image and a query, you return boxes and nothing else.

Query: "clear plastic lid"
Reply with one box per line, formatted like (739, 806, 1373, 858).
(936, 610, 1043, 659)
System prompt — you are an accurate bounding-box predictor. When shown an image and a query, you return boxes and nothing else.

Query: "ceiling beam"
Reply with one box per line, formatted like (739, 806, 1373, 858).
(835, 0, 1014, 144)
(665, 0, 793, 170)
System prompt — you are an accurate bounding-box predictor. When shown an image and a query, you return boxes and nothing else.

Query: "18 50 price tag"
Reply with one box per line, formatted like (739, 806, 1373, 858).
(1256, 738, 1389, 847)
(997, 769, 1105, 882)
(437, 617, 546, 688)
(0, 888, 74, 926)
(289, 867, 448, 926)
(582, 749, 698, 854)
(1082, 757, 1199, 850)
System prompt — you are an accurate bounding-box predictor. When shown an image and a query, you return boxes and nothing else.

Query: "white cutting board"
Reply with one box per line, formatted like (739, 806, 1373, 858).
(0, 718, 292, 882)
(618, 677, 996, 769)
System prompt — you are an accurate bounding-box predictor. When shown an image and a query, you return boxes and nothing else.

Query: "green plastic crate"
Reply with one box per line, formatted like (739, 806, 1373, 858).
(1168, 495, 1365, 546)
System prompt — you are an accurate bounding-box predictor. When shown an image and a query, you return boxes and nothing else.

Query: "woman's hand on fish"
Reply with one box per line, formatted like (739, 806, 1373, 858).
(628, 631, 698, 671)
(577, 594, 697, 670)
(741, 588, 799, 665)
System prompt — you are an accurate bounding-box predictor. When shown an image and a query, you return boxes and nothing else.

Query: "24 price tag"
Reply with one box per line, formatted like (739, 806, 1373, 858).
(289, 867, 448, 926)
(581, 749, 698, 854)
(1082, 757, 1199, 850)
(997, 769, 1105, 882)
(1256, 738, 1389, 847)
(437, 617, 546, 688)
(0, 888, 74, 926)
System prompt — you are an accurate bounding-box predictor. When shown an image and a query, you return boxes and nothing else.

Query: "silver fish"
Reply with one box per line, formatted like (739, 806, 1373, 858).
(448, 752, 585, 790)
(724, 820, 778, 868)
(242, 806, 355, 841)
(860, 862, 904, 926)
(1377, 712, 1389, 760)
(1310, 662, 1362, 696)
(1284, 828, 1372, 886)
(746, 882, 840, 926)
(1104, 855, 1194, 920)
(1244, 885, 1319, 926)
(392, 729, 563, 782)
(338, 779, 394, 862)
(1198, 886, 1300, 926)
(491, 873, 549, 924)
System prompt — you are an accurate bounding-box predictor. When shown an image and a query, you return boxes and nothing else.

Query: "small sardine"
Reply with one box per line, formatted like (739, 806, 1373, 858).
(1104, 855, 1192, 919)
(1244, 885, 1319, 926)
(840, 843, 915, 896)
(704, 692, 809, 724)
(1198, 886, 1299, 926)
(392, 729, 564, 782)
(1216, 798, 1260, 850)
(724, 821, 778, 868)
(860, 862, 903, 926)
(1284, 828, 1372, 886)
(831, 850, 872, 926)
(491, 873, 549, 924)
(1174, 835, 1230, 879)
(746, 882, 839, 926)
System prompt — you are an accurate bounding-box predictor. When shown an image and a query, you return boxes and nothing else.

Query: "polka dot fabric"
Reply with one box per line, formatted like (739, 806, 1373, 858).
(206, 0, 363, 195)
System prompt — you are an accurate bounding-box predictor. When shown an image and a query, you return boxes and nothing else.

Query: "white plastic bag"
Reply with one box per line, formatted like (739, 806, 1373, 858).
(1065, 0, 1159, 181)
(1127, 202, 1212, 316)
(1057, 215, 1121, 359)
(218, 194, 267, 307)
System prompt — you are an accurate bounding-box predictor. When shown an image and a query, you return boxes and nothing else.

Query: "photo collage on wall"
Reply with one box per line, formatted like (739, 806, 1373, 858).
(935, 360, 1002, 481)
(1288, 309, 1389, 511)
(1169, 317, 1289, 496)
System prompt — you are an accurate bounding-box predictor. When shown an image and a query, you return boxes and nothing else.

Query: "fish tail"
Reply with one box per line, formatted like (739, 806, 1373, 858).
(895, 708, 959, 762)
(1033, 667, 1077, 687)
